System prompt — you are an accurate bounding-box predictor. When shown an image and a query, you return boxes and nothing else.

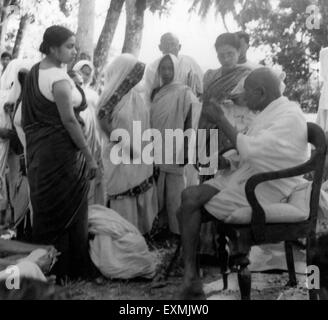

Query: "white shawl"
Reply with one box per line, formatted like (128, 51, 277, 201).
(97, 54, 153, 196)
(142, 54, 203, 104)
(151, 54, 202, 172)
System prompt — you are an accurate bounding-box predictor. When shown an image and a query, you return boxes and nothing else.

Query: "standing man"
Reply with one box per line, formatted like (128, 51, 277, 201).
(143, 33, 204, 103)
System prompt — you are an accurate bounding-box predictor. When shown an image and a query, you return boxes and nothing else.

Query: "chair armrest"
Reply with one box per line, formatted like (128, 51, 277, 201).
(245, 158, 316, 243)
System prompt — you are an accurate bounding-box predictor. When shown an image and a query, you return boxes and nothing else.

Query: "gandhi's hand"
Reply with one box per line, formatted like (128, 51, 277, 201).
(203, 98, 226, 124)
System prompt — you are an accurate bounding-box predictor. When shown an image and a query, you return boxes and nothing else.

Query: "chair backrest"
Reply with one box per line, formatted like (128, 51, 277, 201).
(307, 123, 327, 225)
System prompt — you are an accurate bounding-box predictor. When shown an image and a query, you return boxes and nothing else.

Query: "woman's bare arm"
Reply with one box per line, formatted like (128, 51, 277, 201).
(53, 80, 97, 179)
(53, 80, 93, 161)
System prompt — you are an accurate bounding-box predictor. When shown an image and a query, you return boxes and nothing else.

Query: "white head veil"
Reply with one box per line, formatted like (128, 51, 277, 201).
(153, 53, 180, 89)
(97, 54, 142, 112)
(73, 59, 95, 86)
(0, 59, 33, 104)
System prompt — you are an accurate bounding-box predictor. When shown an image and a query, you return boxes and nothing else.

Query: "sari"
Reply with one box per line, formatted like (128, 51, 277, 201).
(97, 54, 157, 235)
(198, 65, 252, 176)
(1, 60, 32, 236)
(151, 54, 202, 234)
(73, 60, 104, 206)
(22, 63, 90, 280)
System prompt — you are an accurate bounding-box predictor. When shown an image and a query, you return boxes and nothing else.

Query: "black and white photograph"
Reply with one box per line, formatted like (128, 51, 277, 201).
(0, 0, 328, 304)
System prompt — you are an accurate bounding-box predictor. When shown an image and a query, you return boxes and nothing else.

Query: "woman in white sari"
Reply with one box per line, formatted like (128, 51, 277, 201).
(97, 54, 157, 235)
(150, 54, 202, 236)
(0, 60, 32, 228)
(72, 60, 104, 205)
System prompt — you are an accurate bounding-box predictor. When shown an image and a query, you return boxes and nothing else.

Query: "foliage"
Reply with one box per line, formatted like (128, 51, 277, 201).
(147, 0, 173, 16)
(190, 0, 328, 112)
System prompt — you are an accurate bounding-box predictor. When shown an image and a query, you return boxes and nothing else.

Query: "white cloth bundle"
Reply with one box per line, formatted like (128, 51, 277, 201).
(88, 205, 156, 280)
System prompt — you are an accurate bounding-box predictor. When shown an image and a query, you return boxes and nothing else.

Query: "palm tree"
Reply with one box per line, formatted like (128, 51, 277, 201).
(122, 0, 171, 57)
(122, 0, 146, 56)
(75, 0, 96, 61)
(189, 0, 271, 31)
(94, 0, 125, 74)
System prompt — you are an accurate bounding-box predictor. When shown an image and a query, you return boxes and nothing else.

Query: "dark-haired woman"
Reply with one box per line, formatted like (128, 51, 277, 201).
(22, 25, 98, 281)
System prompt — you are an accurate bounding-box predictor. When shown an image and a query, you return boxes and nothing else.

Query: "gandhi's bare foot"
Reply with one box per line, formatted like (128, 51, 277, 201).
(176, 280, 206, 300)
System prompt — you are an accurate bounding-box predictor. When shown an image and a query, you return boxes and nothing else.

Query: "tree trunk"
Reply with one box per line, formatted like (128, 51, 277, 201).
(94, 0, 125, 74)
(0, 0, 11, 51)
(75, 0, 96, 61)
(122, 0, 146, 57)
(12, 13, 29, 58)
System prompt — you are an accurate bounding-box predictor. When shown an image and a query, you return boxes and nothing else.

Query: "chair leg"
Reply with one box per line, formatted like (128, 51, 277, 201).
(237, 255, 251, 300)
(285, 241, 297, 287)
(306, 234, 320, 300)
(218, 232, 229, 290)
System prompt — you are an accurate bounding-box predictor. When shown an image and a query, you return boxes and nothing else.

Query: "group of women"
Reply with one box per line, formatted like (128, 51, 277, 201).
(0, 25, 260, 281)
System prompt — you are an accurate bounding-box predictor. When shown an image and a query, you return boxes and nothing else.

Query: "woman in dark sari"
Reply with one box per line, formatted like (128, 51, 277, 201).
(22, 26, 98, 282)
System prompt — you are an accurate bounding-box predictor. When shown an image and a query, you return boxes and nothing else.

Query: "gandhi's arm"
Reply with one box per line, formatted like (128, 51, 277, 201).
(217, 116, 238, 148)
(203, 99, 239, 147)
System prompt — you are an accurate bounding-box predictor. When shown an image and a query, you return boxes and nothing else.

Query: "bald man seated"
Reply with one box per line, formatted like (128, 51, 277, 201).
(143, 32, 204, 102)
(178, 68, 309, 300)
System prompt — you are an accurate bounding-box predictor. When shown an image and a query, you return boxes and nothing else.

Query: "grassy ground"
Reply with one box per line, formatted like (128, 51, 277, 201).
(62, 245, 309, 301)
(64, 269, 308, 301)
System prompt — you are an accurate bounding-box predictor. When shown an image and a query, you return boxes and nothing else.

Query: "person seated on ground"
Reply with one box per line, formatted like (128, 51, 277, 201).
(177, 67, 310, 300)
(143, 32, 203, 103)
(150, 54, 201, 239)
(0, 238, 58, 283)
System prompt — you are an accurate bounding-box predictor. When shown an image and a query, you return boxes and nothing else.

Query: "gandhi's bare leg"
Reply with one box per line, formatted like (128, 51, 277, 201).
(177, 184, 219, 299)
